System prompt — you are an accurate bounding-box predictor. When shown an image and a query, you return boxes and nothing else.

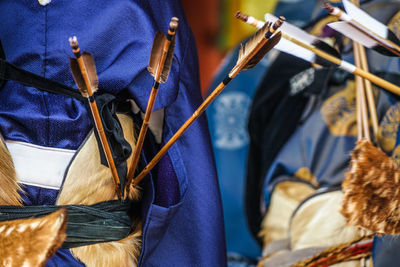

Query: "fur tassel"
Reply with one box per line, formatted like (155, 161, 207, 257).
(341, 138, 400, 234)
(0, 208, 67, 267)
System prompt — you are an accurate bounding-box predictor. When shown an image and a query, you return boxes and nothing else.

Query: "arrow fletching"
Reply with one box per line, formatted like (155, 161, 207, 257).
(234, 21, 282, 75)
(328, 20, 400, 57)
(342, 0, 388, 38)
(69, 52, 99, 97)
(147, 31, 176, 83)
(265, 13, 340, 67)
(325, 1, 400, 57)
(82, 52, 99, 91)
(240, 25, 282, 70)
(69, 58, 88, 97)
(245, 31, 281, 70)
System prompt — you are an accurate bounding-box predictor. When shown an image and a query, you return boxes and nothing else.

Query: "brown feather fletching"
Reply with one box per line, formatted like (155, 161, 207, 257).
(69, 58, 88, 97)
(160, 36, 176, 82)
(236, 22, 281, 71)
(69, 53, 98, 97)
(147, 31, 176, 83)
(148, 32, 165, 77)
(341, 139, 400, 234)
(243, 31, 281, 70)
(82, 52, 99, 92)
(236, 22, 270, 68)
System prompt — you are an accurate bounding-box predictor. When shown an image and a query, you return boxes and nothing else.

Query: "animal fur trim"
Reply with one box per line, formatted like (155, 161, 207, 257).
(0, 208, 67, 267)
(0, 138, 22, 206)
(342, 138, 400, 234)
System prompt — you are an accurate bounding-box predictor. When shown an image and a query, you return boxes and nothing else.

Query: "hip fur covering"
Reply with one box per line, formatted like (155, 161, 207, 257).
(0, 141, 69, 266)
(0, 113, 142, 267)
(0, 209, 68, 267)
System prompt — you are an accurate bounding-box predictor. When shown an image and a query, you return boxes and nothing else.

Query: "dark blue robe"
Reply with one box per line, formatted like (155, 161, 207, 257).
(0, 1, 226, 266)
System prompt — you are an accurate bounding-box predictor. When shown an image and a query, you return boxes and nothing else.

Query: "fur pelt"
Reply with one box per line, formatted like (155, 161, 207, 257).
(0, 138, 22, 206)
(0, 208, 67, 267)
(57, 114, 142, 266)
(341, 138, 400, 234)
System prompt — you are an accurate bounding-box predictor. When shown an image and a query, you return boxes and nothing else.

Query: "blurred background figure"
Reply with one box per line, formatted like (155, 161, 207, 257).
(183, 0, 321, 264)
(184, 0, 400, 266)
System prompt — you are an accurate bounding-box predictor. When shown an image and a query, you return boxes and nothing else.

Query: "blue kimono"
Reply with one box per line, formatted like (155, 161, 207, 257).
(0, 1, 226, 266)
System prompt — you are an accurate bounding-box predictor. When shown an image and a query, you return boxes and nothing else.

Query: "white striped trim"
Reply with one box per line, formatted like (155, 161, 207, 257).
(6, 140, 76, 190)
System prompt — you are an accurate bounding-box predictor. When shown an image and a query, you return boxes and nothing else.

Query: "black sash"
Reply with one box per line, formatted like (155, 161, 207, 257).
(0, 58, 84, 101)
(0, 200, 136, 248)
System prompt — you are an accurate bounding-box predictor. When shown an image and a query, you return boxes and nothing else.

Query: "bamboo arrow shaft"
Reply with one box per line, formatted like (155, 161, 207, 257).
(354, 43, 363, 140)
(133, 81, 227, 185)
(353, 68, 400, 95)
(87, 99, 122, 194)
(350, 0, 369, 140)
(352, 0, 378, 137)
(126, 86, 158, 186)
(235, 11, 380, 136)
(132, 20, 283, 186)
(79, 59, 122, 199)
(126, 19, 178, 193)
(71, 41, 122, 199)
(354, 42, 371, 141)
(282, 33, 400, 96)
(356, 79, 363, 140)
(359, 46, 379, 136)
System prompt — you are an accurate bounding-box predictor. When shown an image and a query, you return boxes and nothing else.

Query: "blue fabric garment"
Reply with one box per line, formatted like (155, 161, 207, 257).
(372, 235, 400, 267)
(0, 1, 226, 266)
